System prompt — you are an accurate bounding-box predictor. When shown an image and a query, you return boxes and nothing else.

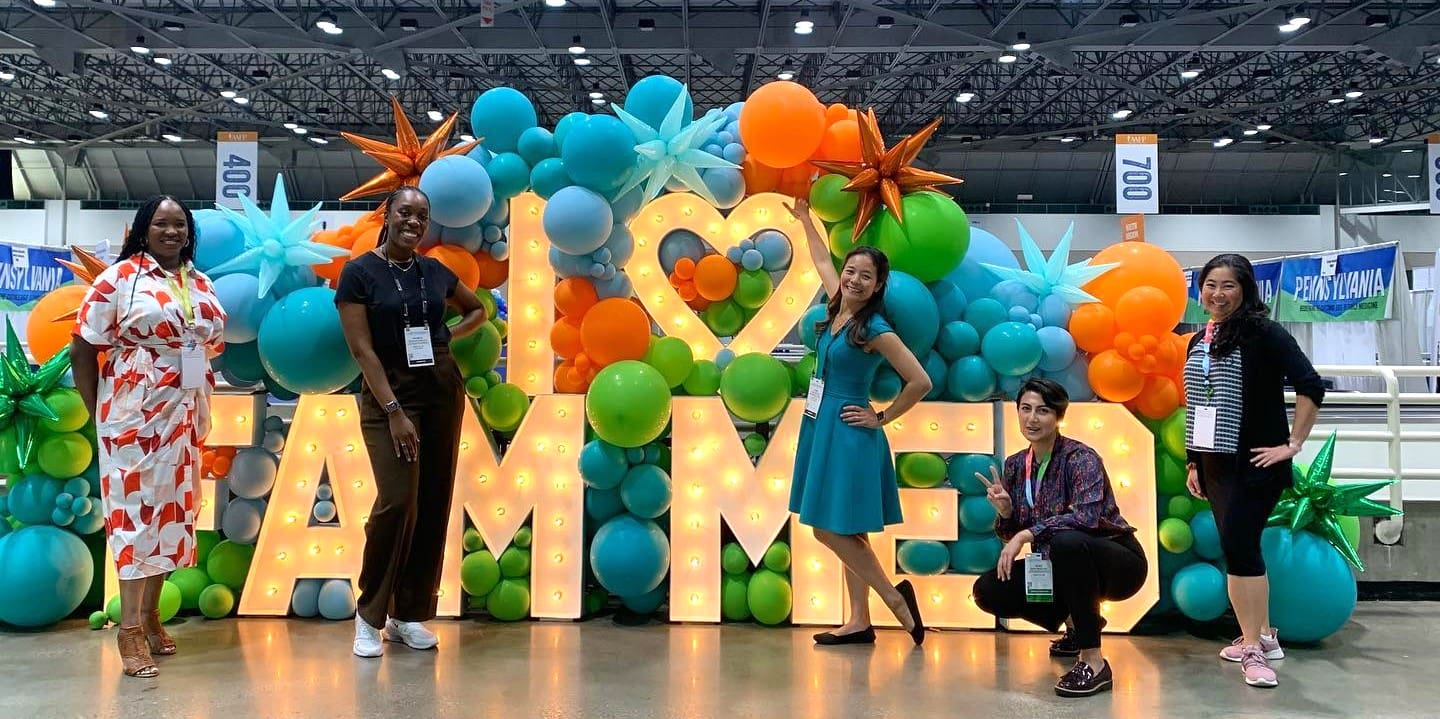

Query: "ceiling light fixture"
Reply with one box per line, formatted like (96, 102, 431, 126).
(1382, 172, 1393, 178)
(1402, 148, 1416, 153)
(427, 110, 444, 122)
(568, 36, 585, 54)
(220, 88, 237, 99)
(233, 96, 250, 105)
(1328, 95, 1345, 104)
(1213, 137, 1234, 148)
(1339, 171, 1349, 176)
(1111, 108, 1133, 119)
(998, 51, 1018, 63)
(15, 136, 36, 145)
(1243, 129, 1259, 136)
(1369, 136, 1385, 145)
(1279, 22, 1302, 33)
(877, 16, 895, 29)
(1287, 9, 1312, 26)
(283, 121, 298, 130)
(460, 134, 476, 143)
(400, 18, 419, 31)
(1011, 32, 1031, 51)
(33, 0, 57, 8)
(88, 105, 109, 119)
(794, 11, 814, 35)
(131, 36, 150, 54)
(955, 91, 976, 103)
(316, 12, 342, 34)
(1256, 123, 1273, 131)
(162, 20, 184, 31)
(638, 18, 655, 31)
(1119, 13, 1142, 27)
(573, 57, 592, 66)
(381, 68, 401, 80)
(777, 69, 795, 81)
(293, 127, 308, 135)
(591, 97, 608, 106)
(162, 133, 182, 143)
(0, 71, 14, 81)
(1345, 84, 1364, 99)
(544, 0, 567, 7)
(589, 89, 604, 100)
(309, 136, 329, 145)
(1180, 68, 1200, 79)
(1366, 14, 1390, 27)
(153, 56, 173, 66)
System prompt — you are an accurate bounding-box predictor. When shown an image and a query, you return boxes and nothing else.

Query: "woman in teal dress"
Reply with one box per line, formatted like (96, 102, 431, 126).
(786, 199, 934, 646)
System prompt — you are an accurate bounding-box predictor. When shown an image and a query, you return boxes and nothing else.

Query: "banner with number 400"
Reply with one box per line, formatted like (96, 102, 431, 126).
(216, 131, 258, 209)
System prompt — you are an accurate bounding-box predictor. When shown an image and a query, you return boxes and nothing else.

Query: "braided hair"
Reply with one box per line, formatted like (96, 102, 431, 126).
(375, 186, 431, 248)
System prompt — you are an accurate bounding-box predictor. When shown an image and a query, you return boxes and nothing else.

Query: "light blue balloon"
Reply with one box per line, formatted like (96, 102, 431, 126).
(529, 157, 572, 200)
(256, 287, 360, 394)
(881, 271, 940, 356)
(517, 126, 557, 166)
(716, 131, 736, 146)
(580, 439, 630, 490)
(592, 247, 613, 264)
(702, 143, 724, 157)
(701, 167, 745, 209)
(620, 464, 673, 519)
(62, 477, 89, 499)
(870, 365, 901, 403)
(799, 304, 828, 351)
(589, 262, 607, 278)
(194, 210, 246, 273)
(213, 273, 276, 344)
(418, 155, 494, 228)
(490, 241, 510, 261)
(609, 186, 645, 224)
(722, 142, 746, 165)
(469, 87, 537, 154)
(466, 144, 492, 168)
(543, 186, 614, 255)
(659, 230, 707, 275)
(981, 321, 1043, 377)
(1190, 510, 1222, 560)
(220, 498, 265, 545)
(263, 430, 286, 454)
(316, 483, 334, 501)
(71, 510, 104, 535)
(959, 495, 998, 532)
(929, 279, 968, 325)
(741, 248, 764, 271)
(897, 540, 950, 575)
(1036, 326, 1077, 372)
(227, 447, 278, 499)
(724, 102, 745, 119)
(1172, 562, 1228, 621)
(715, 348, 736, 370)
(947, 355, 996, 402)
(1029, 313, 1043, 328)
(1007, 305, 1031, 323)
(991, 279, 1039, 313)
(317, 578, 357, 620)
(50, 506, 73, 527)
(593, 273, 633, 300)
(553, 111, 587, 151)
(589, 515, 670, 597)
(725, 247, 743, 264)
(0, 526, 93, 627)
(946, 226, 1017, 301)
(624, 75, 693, 129)
(936, 321, 981, 361)
(486, 152, 531, 200)
(1039, 294, 1072, 328)
(963, 297, 1008, 338)
(561, 114, 639, 194)
(483, 224, 503, 244)
(754, 230, 791, 271)
(548, 248, 592, 279)
(586, 486, 626, 522)
(1042, 355, 1094, 402)
(269, 265, 318, 300)
(291, 578, 323, 618)
(481, 196, 510, 226)
(603, 224, 634, 268)
(439, 222, 485, 253)
(998, 373, 1034, 400)
(312, 500, 337, 523)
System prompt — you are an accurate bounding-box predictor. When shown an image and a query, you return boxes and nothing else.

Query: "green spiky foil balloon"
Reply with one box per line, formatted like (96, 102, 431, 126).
(1267, 432, 1403, 571)
(0, 319, 72, 468)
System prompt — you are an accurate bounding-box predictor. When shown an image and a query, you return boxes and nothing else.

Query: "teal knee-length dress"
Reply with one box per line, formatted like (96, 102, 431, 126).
(789, 313, 904, 535)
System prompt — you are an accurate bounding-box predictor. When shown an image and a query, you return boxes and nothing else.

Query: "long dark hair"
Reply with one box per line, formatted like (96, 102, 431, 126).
(375, 185, 430, 247)
(118, 195, 197, 264)
(814, 246, 890, 347)
(1200, 253, 1268, 357)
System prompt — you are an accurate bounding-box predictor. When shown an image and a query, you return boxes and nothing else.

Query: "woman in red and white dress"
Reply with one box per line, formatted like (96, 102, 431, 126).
(71, 195, 226, 679)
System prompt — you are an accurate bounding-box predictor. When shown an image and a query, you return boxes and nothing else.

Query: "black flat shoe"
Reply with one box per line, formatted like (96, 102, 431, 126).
(1055, 660, 1113, 698)
(1051, 617, 1106, 658)
(895, 580, 926, 646)
(814, 627, 877, 645)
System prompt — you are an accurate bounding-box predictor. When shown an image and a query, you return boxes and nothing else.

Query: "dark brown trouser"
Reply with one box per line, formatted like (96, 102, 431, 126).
(356, 349, 464, 628)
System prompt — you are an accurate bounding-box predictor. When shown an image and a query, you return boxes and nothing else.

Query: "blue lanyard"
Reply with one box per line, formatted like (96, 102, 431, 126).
(1199, 320, 1215, 396)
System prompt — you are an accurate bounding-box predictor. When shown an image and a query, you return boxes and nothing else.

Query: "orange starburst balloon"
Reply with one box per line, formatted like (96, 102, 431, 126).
(339, 96, 480, 202)
(811, 109, 962, 239)
(53, 246, 112, 322)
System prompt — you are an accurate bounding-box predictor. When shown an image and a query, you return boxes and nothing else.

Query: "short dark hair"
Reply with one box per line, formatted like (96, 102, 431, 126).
(1016, 377, 1070, 418)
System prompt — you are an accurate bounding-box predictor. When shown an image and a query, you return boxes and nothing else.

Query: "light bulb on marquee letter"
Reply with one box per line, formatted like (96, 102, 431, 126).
(506, 193, 557, 395)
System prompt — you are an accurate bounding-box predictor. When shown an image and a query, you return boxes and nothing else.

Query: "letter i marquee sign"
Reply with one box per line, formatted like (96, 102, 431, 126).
(239, 192, 1159, 630)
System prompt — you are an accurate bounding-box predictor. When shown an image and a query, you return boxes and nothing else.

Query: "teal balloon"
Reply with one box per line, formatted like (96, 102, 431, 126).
(959, 495, 998, 533)
(869, 365, 901, 403)
(222, 341, 266, 385)
(469, 86, 537, 154)
(624, 75, 693, 130)
(747, 569, 792, 625)
(619, 583, 666, 614)
(719, 353, 791, 423)
(799, 304, 827, 351)
(897, 540, 950, 575)
(644, 336, 694, 388)
(963, 297, 1008, 338)
(936, 321, 981, 362)
(517, 126, 558, 166)
(560, 114, 639, 194)
(291, 578, 322, 617)
(589, 515, 670, 597)
(257, 287, 359, 394)
(586, 361, 672, 448)
(880, 272, 940, 356)
(722, 574, 751, 621)
(948, 454, 997, 494)
(0, 526, 93, 627)
(486, 152, 531, 199)
(1262, 527, 1356, 642)
(6, 475, 62, 526)
(213, 273, 276, 344)
(580, 439, 630, 490)
(949, 532, 1003, 574)
(1189, 510, 1223, 560)
(317, 579, 356, 620)
(946, 355, 996, 402)
(619, 464, 673, 519)
(529, 158, 572, 200)
(554, 111, 587, 150)
(1172, 562, 1229, 621)
(585, 486, 626, 523)
(981, 321, 1043, 377)
(922, 351, 947, 400)
(930, 279, 969, 325)
(1160, 410, 1187, 462)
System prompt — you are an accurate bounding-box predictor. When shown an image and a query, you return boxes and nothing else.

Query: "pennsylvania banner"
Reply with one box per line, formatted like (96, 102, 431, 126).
(1273, 243, 1398, 323)
(1182, 259, 1283, 324)
(0, 241, 77, 334)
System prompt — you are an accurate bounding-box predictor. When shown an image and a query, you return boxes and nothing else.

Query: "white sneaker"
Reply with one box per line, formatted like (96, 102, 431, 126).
(353, 615, 383, 658)
(384, 618, 439, 650)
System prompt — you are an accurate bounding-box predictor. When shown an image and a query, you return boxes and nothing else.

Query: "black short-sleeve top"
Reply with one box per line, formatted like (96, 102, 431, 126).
(334, 251, 459, 367)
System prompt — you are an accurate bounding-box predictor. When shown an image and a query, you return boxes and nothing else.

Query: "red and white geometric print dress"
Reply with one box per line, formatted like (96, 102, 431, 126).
(73, 254, 227, 580)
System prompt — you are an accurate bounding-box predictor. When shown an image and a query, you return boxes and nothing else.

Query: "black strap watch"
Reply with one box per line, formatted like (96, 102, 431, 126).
(382, 399, 402, 415)
(875, 409, 887, 424)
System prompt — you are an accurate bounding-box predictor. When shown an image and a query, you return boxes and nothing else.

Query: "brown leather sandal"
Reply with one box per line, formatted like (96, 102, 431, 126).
(144, 610, 177, 655)
(117, 626, 159, 678)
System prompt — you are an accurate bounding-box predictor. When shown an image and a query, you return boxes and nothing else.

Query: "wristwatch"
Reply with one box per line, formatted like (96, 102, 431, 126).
(382, 399, 402, 415)
(875, 409, 887, 424)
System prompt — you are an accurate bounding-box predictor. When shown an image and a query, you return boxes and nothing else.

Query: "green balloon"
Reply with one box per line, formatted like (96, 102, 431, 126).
(827, 217, 859, 260)
(486, 578, 531, 621)
(585, 361, 673, 448)
(860, 191, 969, 283)
(722, 543, 750, 575)
(897, 452, 948, 489)
(484, 370, 503, 387)
(36, 432, 91, 480)
(719, 353, 791, 423)
(585, 588, 609, 615)
(452, 321, 503, 378)
(198, 584, 235, 619)
(809, 174, 860, 223)
(790, 353, 816, 396)
(703, 299, 745, 337)
(39, 389, 88, 434)
(1157, 452, 1187, 496)
(1159, 409, 1187, 462)
(644, 336, 695, 388)
(206, 540, 255, 592)
(682, 360, 723, 396)
(463, 527, 485, 552)
(0, 427, 20, 477)
(747, 569, 793, 625)
(499, 546, 531, 578)
(158, 580, 182, 622)
(476, 289, 498, 324)
(1167, 495, 1198, 522)
(461, 550, 501, 597)
(1339, 514, 1361, 551)
(763, 541, 792, 573)
(733, 270, 774, 310)
(170, 567, 211, 611)
(722, 573, 752, 621)
(465, 376, 491, 399)
(514, 525, 533, 548)
(106, 595, 122, 625)
(1158, 517, 1195, 554)
(742, 432, 768, 458)
(88, 610, 107, 630)
(481, 383, 531, 432)
(195, 530, 221, 565)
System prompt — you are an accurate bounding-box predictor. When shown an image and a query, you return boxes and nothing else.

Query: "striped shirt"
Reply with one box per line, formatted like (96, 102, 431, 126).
(1183, 341, 1243, 454)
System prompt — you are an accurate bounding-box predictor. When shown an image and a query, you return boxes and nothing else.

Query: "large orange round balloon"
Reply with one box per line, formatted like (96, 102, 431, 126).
(579, 297, 651, 366)
(741, 157, 782, 194)
(1069, 303, 1116, 354)
(693, 255, 739, 301)
(1133, 375, 1181, 420)
(1088, 349, 1146, 403)
(473, 252, 508, 290)
(1084, 242, 1185, 325)
(555, 277, 598, 318)
(26, 285, 89, 363)
(776, 163, 818, 198)
(739, 81, 827, 169)
(1114, 285, 1178, 336)
(551, 316, 583, 358)
(814, 119, 861, 163)
(427, 245, 480, 289)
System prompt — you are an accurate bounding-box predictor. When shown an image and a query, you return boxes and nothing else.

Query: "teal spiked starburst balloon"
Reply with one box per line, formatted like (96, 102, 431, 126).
(612, 85, 739, 206)
(981, 219, 1119, 307)
(1268, 432, 1403, 571)
(0, 319, 72, 468)
(208, 174, 348, 297)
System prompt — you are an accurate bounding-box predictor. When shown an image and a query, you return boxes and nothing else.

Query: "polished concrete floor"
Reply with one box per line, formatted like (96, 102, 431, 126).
(2, 602, 1436, 719)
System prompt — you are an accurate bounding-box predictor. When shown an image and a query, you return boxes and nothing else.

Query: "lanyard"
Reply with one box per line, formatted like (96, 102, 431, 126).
(165, 266, 196, 327)
(1023, 449, 1050, 508)
(1199, 319, 1216, 397)
(381, 253, 428, 329)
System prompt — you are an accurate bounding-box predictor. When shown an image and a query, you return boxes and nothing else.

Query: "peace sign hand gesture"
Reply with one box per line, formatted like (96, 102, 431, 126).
(976, 465, 1013, 519)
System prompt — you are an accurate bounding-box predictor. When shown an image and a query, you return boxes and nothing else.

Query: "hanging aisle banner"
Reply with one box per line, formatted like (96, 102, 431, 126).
(1115, 134, 1159, 214)
(215, 131, 259, 209)
(1273, 243, 1399, 323)
(0, 241, 77, 332)
(1183, 259, 1283, 324)
(1428, 134, 1440, 215)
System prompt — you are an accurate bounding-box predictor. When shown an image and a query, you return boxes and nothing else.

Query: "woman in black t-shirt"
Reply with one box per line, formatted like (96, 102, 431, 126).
(335, 186, 489, 658)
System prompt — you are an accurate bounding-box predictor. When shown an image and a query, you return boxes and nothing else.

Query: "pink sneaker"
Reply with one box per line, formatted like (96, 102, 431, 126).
(1240, 646, 1278, 688)
(1220, 632, 1284, 662)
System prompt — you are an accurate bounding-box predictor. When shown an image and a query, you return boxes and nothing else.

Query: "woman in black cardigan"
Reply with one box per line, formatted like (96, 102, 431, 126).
(1183, 254, 1324, 690)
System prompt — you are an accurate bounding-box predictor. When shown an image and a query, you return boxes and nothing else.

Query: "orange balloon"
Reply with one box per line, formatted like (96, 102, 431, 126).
(693, 255, 739, 301)
(741, 157, 783, 194)
(776, 163, 818, 198)
(26, 284, 89, 363)
(554, 360, 589, 393)
(1115, 285, 1178, 336)
(674, 257, 698, 281)
(555, 277, 599, 318)
(473, 252, 508, 290)
(1084, 242, 1185, 324)
(686, 295, 713, 312)
(579, 297, 652, 366)
(1087, 349, 1146, 403)
(825, 103, 851, 124)
(347, 222, 383, 259)
(1134, 375, 1181, 420)
(218, 446, 237, 458)
(427, 245, 480, 289)
(551, 316, 583, 359)
(814, 119, 862, 162)
(1069, 303, 1116, 354)
(739, 81, 827, 168)
(212, 455, 233, 478)
(316, 219, 379, 283)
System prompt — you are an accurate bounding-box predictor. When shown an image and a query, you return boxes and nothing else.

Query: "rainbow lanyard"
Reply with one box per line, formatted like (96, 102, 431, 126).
(1200, 320, 1215, 399)
(1023, 449, 1051, 508)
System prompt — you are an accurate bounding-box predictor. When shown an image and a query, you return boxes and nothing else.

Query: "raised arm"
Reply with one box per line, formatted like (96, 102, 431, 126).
(784, 198, 841, 299)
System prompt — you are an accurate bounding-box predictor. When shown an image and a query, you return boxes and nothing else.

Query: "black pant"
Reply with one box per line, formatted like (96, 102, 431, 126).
(1198, 453, 1287, 577)
(356, 350, 464, 628)
(974, 531, 1147, 650)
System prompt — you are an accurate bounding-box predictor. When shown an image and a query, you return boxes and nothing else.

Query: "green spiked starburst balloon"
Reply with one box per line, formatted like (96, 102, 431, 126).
(1268, 432, 1403, 571)
(0, 318, 72, 468)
